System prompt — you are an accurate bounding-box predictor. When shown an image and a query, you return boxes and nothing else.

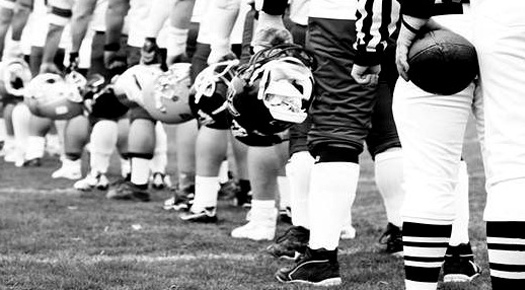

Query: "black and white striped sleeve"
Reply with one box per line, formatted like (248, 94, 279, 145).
(354, 0, 400, 66)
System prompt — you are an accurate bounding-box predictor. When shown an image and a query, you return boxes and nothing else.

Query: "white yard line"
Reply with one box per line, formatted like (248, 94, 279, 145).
(0, 248, 364, 265)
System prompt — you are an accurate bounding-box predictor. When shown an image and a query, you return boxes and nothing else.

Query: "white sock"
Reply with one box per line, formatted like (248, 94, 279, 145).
(25, 136, 46, 160)
(309, 162, 360, 251)
(450, 160, 470, 246)
(375, 148, 405, 228)
(286, 151, 314, 229)
(90, 120, 118, 174)
(0, 118, 5, 141)
(131, 157, 151, 185)
(277, 175, 290, 210)
(192, 176, 220, 212)
(121, 158, 131, 178)
(150, 122, 168, 174)
(218, 160, 229, 184)
(251, 199, 278, 224)
(12, 103, 31, 161)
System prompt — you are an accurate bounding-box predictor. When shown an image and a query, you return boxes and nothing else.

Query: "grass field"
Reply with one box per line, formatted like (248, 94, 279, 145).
(0, 121, 492, 290)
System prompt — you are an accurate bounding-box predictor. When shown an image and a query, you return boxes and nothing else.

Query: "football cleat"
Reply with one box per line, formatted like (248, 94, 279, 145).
(443, 243, 482, 283)
(23, 158, 41, 167)
(142, 63, 195, 124)
(163, 185, 195, 211)
(51, 159, 82, 180)
(74, 171, 109, 191)
(106, 181, 151, 202)
(266, 226, 310, 260)
(275, 247, 342, 287)
(24, 73, 84, 120)
(180, 207, 218, 223)
(278, 207, 292, 225)
(227, 44, 315, 146)
(378, 223, 403, 257)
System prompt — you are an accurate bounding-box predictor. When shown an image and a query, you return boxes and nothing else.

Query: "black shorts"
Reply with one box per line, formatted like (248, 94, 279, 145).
(306, 17, 400, 157)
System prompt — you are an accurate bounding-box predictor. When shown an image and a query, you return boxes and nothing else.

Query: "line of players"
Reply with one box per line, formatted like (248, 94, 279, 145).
(0, 0, 484, 288)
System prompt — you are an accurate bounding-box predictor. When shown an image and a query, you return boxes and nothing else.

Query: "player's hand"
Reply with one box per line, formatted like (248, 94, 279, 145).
(104, 43, 127, 72)
(252, 12, 293, 52)
(141, 37, 162, 65)
(67, 52, 79, 72)
(207, 49, 237, 65)
(396, 16, 430, 81)
(39, 62, 61, 74)
(4, 41, 23, 60)
(351, 64, 381, 87)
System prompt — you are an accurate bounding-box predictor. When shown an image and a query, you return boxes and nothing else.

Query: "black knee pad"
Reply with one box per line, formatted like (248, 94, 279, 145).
(129, 106, 155, 123)
(127, 152, 154, 160)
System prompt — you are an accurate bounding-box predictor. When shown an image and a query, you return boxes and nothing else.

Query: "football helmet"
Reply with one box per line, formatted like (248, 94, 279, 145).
(142, 62, 194, 124)
(227, 44, 315, 144)
(112, 64, 163, 108)
(24, 73, 84, 120)
(0, 58, 32, 100)
(190, 59, 239, 128)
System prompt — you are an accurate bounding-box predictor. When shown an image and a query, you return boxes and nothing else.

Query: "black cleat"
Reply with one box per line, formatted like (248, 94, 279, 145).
(180, 207, 218, 223)
(443, 243, 482, 283)
(275, 247, 342, 286)
(266, 226, 309, 260)
(379, 223, 403, 257)
(163, 185, 194, 211)
(106, 181, 151, 202)
(23, 158, 41, 167)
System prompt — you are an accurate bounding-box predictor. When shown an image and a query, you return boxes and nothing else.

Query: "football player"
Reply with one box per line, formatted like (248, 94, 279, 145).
(178, 0, 252, 222)
(393, 0, 525, 289)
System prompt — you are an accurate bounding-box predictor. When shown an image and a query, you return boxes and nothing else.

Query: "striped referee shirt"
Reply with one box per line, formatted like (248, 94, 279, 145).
(261, 0, 399, 66)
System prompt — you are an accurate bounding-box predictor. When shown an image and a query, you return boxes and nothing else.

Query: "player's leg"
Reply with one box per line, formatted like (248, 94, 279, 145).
(150, 121, 171, 189)
(366, 47, 404, 256)
(106, 107, 153, 202)
(231, 142, 288, 240)
(180, 126, 227, 222)
(393, 77, 474, 290)
(2, 102, 16, 162)
(52, 115, 88, 180)
(473, 4, 525, 288)
(276, 17, 376, 286)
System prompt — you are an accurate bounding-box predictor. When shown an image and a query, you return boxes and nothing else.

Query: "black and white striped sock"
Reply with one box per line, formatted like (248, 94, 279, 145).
(403, 222, 452, 290)
(487, 221, 525, 290)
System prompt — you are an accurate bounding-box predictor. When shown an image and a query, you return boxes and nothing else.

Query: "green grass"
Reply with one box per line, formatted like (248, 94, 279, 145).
(0, 121, 491, 289)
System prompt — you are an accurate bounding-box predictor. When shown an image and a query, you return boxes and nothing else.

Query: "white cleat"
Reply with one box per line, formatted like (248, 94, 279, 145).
(231, 221, 276, 241)
(51, 159, 82, 180)
(74, 172, 109, 191)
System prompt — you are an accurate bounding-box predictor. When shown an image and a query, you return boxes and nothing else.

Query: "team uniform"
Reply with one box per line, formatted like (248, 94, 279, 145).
(397, 0, 525, 289)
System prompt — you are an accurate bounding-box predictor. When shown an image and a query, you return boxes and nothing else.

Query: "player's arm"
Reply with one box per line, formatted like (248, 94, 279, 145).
(40, 0, 73, 73)
(166, 0, 196, 64)
(0, 0, 16, 59)
(104, 0, 129, 69)
(206, 0, 239, 64)
(252, 0, 292, 51)
(69, 0, 97, 69)
(5, 0, 33, 59)
(395, 0, 436, 80)
(351, 0, 400, 86)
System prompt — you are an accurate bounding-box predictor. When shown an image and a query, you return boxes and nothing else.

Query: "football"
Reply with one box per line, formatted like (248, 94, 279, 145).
(407, 28, 478, 95)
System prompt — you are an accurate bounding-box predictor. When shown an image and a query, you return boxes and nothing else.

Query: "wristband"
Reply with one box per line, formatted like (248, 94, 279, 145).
(401, 17, 421, 35)
(103, 43, 121, 52)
